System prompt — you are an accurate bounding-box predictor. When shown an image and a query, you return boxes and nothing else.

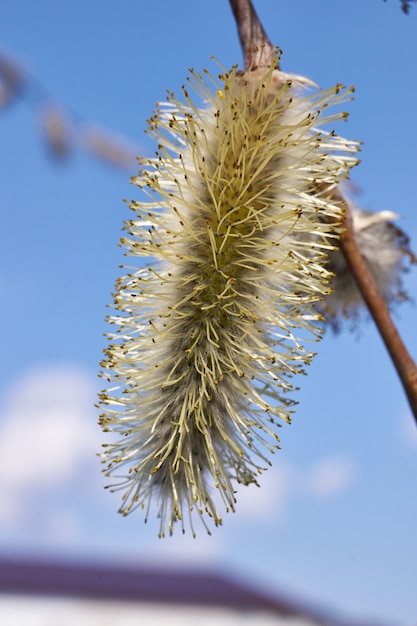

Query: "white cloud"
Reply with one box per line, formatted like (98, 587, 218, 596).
(0, 363, 100, 524)
(303, 456, 355, 499)
(44, 507, 84, 541)
(400, 412, 417, 447)
(234, 464, 293, 521)
(226, 454, 355, 526)
(0, 364, 357, 556)
(142, 527, 226, 565)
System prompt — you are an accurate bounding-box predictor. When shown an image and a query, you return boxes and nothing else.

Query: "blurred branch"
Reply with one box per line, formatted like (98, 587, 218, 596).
(0, 54, 23, 107)
(399, 0, 416, 13)
(0, 50, 139, 170)
(80, 126, 137, 169)
(39, 104, 72, 159)
(384, 0, 416, 13)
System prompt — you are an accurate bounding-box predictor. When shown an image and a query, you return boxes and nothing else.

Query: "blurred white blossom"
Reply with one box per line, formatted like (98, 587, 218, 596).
(320, 202, 416, 329)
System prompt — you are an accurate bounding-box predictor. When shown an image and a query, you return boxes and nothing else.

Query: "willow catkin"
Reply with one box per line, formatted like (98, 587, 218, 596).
(99, 55, 359, 536)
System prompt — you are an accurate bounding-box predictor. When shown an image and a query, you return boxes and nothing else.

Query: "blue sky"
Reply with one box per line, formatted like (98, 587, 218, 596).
(1, 0, 417, 623)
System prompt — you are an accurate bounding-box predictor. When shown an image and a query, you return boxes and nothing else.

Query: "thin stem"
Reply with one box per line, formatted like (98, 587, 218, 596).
(339, 200, 417, 423)
(228, 0, 275, 70)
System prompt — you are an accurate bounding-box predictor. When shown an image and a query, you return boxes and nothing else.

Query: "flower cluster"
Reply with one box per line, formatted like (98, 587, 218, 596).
(99, 54, 359, 536)
(319, 202, 416, 329)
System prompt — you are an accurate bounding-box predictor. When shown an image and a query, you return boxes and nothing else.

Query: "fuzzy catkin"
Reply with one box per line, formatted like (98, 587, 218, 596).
(320, 205, 416, 329)
(99, 56, 359, 536)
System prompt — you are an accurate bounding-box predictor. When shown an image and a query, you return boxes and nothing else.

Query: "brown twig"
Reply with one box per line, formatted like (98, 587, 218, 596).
(339, 202, 417, 422)
(228, 0, 275, 70)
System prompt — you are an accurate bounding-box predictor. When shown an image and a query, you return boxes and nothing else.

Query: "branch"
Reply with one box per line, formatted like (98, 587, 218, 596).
(339, 201, 417, 422)
(228, 0, 275, 70)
